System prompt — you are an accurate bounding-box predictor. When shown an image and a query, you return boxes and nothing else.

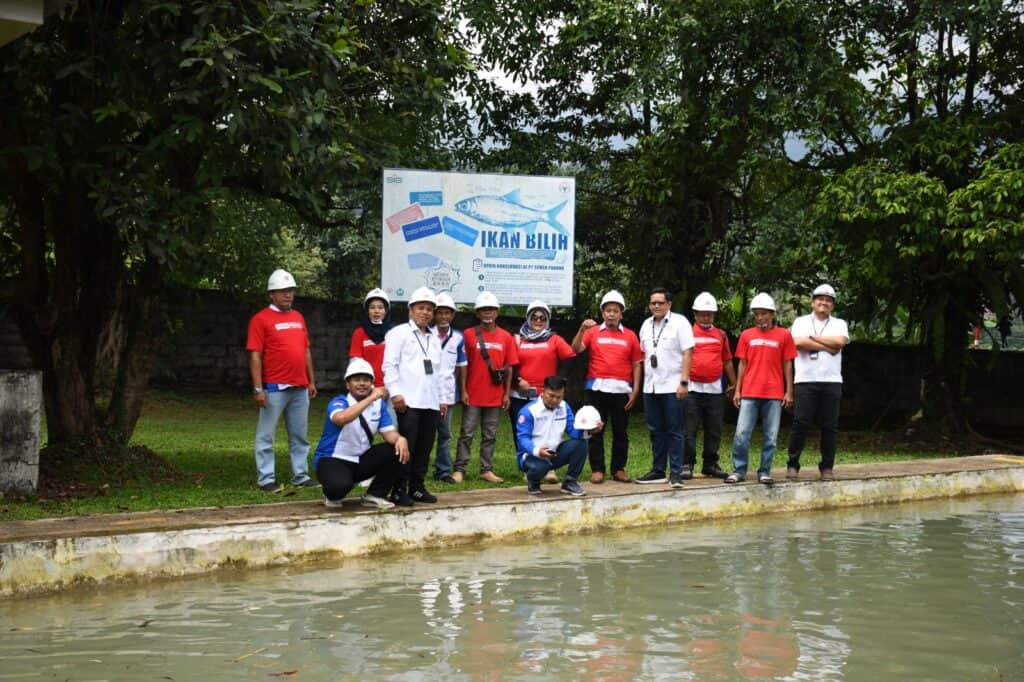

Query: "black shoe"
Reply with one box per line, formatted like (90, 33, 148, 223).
(294, 478, 321, 488)
(635, 470, 667, 484)
(410, 487, 437, 503)
(702, 465, 728, 479)
(259, 482, 283, 493)
(680, 466, 694, 480)
(527, 478, 542, 495)
(437, 475, 457, 484)
(669, 473, 685, 489)
(389, 490, 414, 507)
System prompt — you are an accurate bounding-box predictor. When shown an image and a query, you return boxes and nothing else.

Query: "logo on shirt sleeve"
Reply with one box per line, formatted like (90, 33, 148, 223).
(517, 414, 526, 424)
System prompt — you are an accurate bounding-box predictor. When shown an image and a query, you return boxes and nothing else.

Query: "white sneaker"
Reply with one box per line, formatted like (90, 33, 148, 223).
(323, 496, 345, 508)
(358, 477, 374, 488)
(361, 493, 395, 509)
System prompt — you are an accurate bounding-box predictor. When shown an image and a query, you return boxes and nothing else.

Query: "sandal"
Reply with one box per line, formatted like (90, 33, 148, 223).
(725, 473, 743, 484)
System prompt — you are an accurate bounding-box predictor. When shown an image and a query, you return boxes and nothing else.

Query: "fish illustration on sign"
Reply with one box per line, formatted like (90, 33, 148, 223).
(454, 189, 569, 236)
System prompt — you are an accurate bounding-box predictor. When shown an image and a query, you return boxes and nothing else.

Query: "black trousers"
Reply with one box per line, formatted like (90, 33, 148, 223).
(395, 407, 439, 492)
(683, 391, 725, 470)
(316, 443, 399, 501)
(787, 382, 843, 471)
(584, 389, 630, 474)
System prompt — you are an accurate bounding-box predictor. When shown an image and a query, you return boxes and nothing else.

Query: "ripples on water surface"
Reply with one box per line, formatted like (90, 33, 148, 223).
(2, 495, 1021, 680)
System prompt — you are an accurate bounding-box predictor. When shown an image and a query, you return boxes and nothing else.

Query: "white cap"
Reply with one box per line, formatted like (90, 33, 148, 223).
(813, 283, 837, 300)
(435, 292, 456, 310)
(267, 269, 297, 291)
(600, 290, 626, 311)
(750, 292, 776, 312)
(573, 405, 602, 430)
(526, 299, 550, 317)
(344, 358, 375, 381)
(693, 292, 718, 312)
(475, 291, 500, 309)
(364, 288, 390, 307)
(409, 287, 437, 306)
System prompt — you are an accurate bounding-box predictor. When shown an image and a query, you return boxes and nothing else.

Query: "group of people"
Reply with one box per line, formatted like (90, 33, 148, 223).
(245, 269, 849, 510)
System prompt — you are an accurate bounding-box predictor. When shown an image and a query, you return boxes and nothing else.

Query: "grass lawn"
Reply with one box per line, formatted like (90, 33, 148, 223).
(0, 389, 966, 522)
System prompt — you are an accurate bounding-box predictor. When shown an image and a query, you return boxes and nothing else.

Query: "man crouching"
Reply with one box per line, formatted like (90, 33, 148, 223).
(515, 376, 599, 497)
(314, 359, 409, 509)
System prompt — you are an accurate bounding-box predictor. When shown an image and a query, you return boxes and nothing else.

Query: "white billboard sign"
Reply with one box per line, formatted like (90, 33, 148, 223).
(381, 169, 575, 305)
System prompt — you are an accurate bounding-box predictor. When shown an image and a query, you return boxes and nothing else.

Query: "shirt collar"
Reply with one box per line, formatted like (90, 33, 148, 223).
(599, 322, 624, 332)
(407, 319, 433, 335)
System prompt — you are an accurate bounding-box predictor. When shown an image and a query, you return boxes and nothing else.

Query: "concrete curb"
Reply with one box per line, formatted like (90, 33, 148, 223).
(2, 457, 1022, 598)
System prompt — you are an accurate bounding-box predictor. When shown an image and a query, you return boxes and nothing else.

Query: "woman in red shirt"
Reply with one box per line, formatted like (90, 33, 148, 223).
(348, 288, 392, 387)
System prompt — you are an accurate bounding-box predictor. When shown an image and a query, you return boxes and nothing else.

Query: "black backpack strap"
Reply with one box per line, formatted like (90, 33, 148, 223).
(357, 413, 375, 445)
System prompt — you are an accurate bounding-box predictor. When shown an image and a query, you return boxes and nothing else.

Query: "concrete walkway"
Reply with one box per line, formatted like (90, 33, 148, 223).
(2, 455, 1022, 597)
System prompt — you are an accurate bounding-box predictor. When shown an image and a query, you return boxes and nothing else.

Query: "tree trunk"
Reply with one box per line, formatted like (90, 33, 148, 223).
(919, 307, 970, 434)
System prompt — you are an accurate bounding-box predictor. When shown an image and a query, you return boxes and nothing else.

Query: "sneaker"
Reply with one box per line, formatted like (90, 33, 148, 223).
(820, 469, 835, 481)
(389, 490, 414, 507)
(323, 495, 345, 508)
(437, 475, 457, 484)
(259, 482, 283, 493)
(361, 493, 395, 509)
(786, 467, 799, 481)
(295, 478, 321, 488)
(410, 488, 438, 503)
(669, 473, 685, 489)
(701, 465, 728, 479)
(560, 479, 586, 496)
(759, 474, 774, 486)
(635, 470, 668, 484)
(527, 479, 542, 495)
(358, 477, 374, 488)
(680, 466, 694, 480)
(544, 471, 560, 484)
(725, 473, 745, 484)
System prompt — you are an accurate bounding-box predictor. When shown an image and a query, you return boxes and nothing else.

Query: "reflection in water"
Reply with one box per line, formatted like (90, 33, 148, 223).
(1, 495, 1021, 680)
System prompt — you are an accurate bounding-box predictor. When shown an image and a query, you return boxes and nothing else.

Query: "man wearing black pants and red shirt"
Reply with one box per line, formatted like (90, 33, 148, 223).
(571, 290, 643, 483)
(382, 287, 443, 506)
(314, 358, 409, 509)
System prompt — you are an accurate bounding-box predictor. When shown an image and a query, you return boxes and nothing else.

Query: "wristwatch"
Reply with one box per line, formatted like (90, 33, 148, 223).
(679, 380, 689, 386)
(253, 387, 264, 395)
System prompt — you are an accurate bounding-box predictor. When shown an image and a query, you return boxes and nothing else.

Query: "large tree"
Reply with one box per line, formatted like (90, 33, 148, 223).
(0, 0, 470, 447)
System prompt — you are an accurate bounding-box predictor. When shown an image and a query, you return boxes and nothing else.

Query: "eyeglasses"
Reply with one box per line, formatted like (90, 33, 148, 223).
(649, 300, 668, 306)
(530, 314, 548, 321)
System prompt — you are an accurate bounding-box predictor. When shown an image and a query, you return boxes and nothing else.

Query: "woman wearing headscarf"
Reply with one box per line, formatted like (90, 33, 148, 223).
(348, 288, 393, 388)
(510, 300, 576, 481)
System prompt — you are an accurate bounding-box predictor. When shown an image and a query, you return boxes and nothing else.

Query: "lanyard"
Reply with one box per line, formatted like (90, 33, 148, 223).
(812, 316, 830, 336)
(412, 326, 432, 356)
(651, 316, 669, 349)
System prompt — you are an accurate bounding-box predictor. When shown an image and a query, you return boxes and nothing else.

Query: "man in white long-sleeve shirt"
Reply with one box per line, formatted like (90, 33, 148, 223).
(382, 287, 443, 506)
(515, 376, 593, 496)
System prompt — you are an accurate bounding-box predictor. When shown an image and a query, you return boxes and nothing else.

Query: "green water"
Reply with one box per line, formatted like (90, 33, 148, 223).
(2, 494, 1021, 681)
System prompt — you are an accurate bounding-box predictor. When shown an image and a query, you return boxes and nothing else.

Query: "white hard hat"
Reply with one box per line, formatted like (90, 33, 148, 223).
(526, 299, 550, 317)
(409, 287, 437, 306)
(475, 291, 500, 309)
(364, 288, 390, 307)
(435, 292, 456, 310)
(693, 291, 718, 312)
(600, 290, 626, 311)
(267, 269, 297, 291)
(749, 292, 776, 312)
(574, 405, 602, 430)
(812, 283, 837, 300)
(344, 358, 375, 381)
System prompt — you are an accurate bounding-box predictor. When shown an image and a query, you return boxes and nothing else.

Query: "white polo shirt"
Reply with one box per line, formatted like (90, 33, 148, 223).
(382, 320, 443, 409)
(791, 313, 849, 383)
(639, 312, 695, 393)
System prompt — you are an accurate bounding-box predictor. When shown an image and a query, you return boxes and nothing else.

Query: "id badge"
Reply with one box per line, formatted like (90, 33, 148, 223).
(809, 351, 820, 360)
(650, 355, 658, 368)
(423, 358, 434, 375)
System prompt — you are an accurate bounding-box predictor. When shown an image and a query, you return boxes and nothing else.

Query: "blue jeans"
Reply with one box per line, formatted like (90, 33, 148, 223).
(731, 398, 782, 478)
(643, 392, 686, 475)
(521, 439, 588, 482)
(433, 407, 454, 480)
(254, 387, 311, 486)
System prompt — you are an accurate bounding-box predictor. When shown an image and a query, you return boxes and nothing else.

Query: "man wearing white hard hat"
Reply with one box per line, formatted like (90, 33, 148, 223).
(636, 287, 695, 489)
(726, 293, 796, 486)
(786, 284, 849, 481)
(515, 376, 593, 496)
(313, 359, 409, 509)
(382, 287, 443, 506)
(246, 269, 319, 493)
(455, 291, 520, 484)
(684, 292, 737, 480)
(571, 289, 643, 484)
(431, 292, 467, 484)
